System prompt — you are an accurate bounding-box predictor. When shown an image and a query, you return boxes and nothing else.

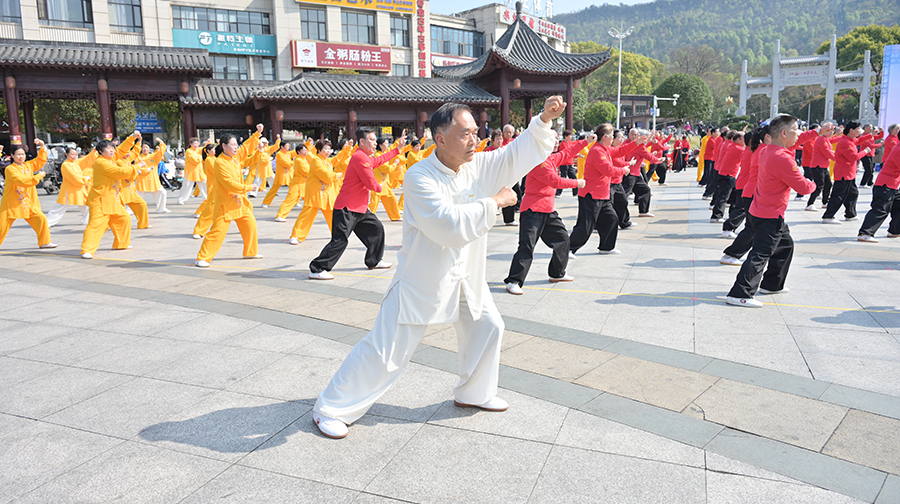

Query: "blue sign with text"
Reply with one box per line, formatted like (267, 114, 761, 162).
(172, 28, 277, 57)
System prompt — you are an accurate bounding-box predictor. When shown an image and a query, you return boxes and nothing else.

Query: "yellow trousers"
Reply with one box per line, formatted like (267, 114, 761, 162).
(290, 205, 333, 241)
(81, 211, 131, 254)
(398, 193, 404, 212)
(697, 162, 704, 182)
(276, 184, 303, 219)
(194, 199, 207, 217)
(127, 200, 149, 229)
(262, 183, 288, 206)
(368, 191, 402, 221)
(193, 202, 215, 237)
(0, 211, 52, 248)
(197, 213, 258, 262)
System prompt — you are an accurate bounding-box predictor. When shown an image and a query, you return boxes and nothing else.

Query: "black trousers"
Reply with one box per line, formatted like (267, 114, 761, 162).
(703, 167, 720, 198)
(724, 196, 754, 259)
(556, 165, 577, 196)
(860, 157, 874, 186)
(502, 182, 523, 224)
(727, 215, 794, 299)
(309, 208, 385, 273)
(808, 167, 832, 206)
(700, 160, 715, 186)
(711, 175, 736, 220)
(823, 179, 859, 220)
(858, 185, 900, 236)
(569, 194, 619, 253)
(505, 210, 570, 286)
(656, 162, 669, 184)
(624, 174, 652, 214)
(723, 188, 746, 232)
(611, 182, 631, 228)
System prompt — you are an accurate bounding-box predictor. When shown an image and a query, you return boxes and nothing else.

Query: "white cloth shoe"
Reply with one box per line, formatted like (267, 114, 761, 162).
(638, 212, 655, 217)
(81, 253, 93, 259)
(549, 274, 574, 283)
(726, 296, 763, 308)
(805, 205, 817, 212)
(243, 254, 264, 259)
(757, 287, 789, 295)
(313, 413, 348, 439)
(844, 216, 859, 221)
(505, 220, 518, 226)
(822, 218, 841, 225)
(193, 213, 200, 218)
(308, 270, 335, 280)
(710, 218, 724, 223)
(289, 237, 300, 245)
(261, 204, 269, 208)
(720, 254, 743, 266)
(454, 397, 509, 412)
(39, 243, 58, 249)
(598, 249, 621, 254)
(857, 234, 879, 243)
(568, 251, 576, 259)
(506, 282, 523, 295)
(369, 260, 392, 269)
(192, 234, 202, 239)
(275, 217, 287, 222)
(195, 260, 210, 268)
(721, 231, 738, 239)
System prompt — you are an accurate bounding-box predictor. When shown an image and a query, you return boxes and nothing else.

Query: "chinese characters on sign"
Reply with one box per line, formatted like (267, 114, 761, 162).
(498, 7, 565, 41)
(431, 55, 474, 67)
(415, 0, 426, 77)
(295, 0, 414, 14)
(779, 66, 827, 85)
(172, 28, 278, 56)
(291, 41, 392, 71)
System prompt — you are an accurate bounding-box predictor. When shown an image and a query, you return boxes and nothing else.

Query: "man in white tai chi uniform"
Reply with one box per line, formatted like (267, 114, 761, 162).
(312, 97, 566, 439)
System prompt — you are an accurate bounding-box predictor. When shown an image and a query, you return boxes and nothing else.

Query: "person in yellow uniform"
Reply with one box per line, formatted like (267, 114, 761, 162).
(195, 125, 264, 267)
(399, 139, 425, 212)
(245, 135, 280, 198)
(274, 144, 310, 222)
(135, 139, 169, 214)
(262, 141, 296, 208)
(46, 147, 94, 227)
(177, 137, 207, 205)
(119, 145, 152, 230)
(697, 132, 710, 184)
(0, 140, 57, 249)
(80, 139, 140, 258)
(368, 136, 403, 221)
(330, 138, 355, 194)
(192, 142, 220, 239)
(289, 139, 339, 245)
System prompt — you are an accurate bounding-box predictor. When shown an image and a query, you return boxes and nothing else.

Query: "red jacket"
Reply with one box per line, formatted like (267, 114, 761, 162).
(557, 140, 578, 165)
(833, 136, 868, 181)
(521, 140, 587, 213)
(875, 143, 900, 190)
(333, 148, 398, 213)
(857, 131, 885, 158)
(583, 142, 637, 200)
(750, 145, 816, 219)
(717, 142, 745, 178)
(743, 144, 770, 198)
(810, 135, 835, 168)
(735, 147, 753, 191)
(624, 141, 661, 176)
(884, 134, 899, 162)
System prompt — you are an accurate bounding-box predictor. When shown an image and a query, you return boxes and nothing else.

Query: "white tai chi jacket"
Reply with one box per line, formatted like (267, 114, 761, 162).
(389, 115, 556, 325)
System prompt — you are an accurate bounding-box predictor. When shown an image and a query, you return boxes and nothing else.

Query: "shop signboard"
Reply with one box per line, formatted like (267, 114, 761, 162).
(173, 28, 278, 56)
(291, 41, 391, 72)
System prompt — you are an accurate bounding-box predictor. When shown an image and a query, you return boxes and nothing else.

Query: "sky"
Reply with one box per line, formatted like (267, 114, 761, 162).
(428, 0, 651, 17)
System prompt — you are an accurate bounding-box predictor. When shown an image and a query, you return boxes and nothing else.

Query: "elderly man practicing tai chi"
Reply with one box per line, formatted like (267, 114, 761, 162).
(312, 97, 565, 439)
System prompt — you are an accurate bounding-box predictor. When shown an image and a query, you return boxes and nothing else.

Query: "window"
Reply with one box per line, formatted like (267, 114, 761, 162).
(212, 55, 248, 80)
(1, 1, 21, 23)
(341, 10, 375, 44)
(621, 105, 633, 117)
(430, 26, 483, 58)
(262, 58, 277, 80)
(172, 6, 270, 35)
(390, 16, 409, 47)
(635, 104, 647, 115)
(392, 64, 410, 76)
(300, 8, 326, 41)
(109, 0, 142, 32)
(38, 0, 93, 29)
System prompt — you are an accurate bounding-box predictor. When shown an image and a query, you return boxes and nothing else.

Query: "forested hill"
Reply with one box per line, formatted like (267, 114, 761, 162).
(552, 0, 899, 68)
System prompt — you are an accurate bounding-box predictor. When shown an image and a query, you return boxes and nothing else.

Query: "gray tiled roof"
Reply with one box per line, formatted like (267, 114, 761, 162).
(432, 16, 610, 80)
(248, 73, 500, 105)
(0, 39, 212, 74)
(181, 79, 268, 106)
(780, 55, 830, 66)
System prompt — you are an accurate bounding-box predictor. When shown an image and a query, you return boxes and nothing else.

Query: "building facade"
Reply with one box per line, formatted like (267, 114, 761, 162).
(0, 0, 569, 81)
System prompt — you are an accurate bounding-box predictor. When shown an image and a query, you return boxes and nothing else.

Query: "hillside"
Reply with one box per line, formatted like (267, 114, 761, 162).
(552, 0, 899, 70)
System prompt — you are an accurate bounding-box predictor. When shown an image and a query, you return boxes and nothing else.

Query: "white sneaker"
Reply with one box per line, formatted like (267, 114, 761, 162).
(506, 282, 523, 295)
(195, 260, 210, 268)
(39, 243, 58, 249)
(822, 218, 841, 225)
(81, 253, 93, 259)
(568, 251, 576, 259)
(598, 249, 621, 255)
(289, 237, 300, 245)
(659, 183, 669, 186)
(454, 397, 509, 412)
(638, 212, 655, 217)
(720, 255, 743, 266)
(857, 234, 879, 243)
(308, 270, 334, 280)
(157, 209, 171, 214)
(757, 287, 789, 295)
(177, 200, 185, 205)
(505, 220, 518, 226)
(274, 217, 287, 222)
(113, 245, 133, 250)
(193, 213, 200, 218)
(726, 296, 763, 308)
(243, 254, 264, 259)
(805, 205, 817, 212)
(313, 413, 348, 439)
(369, 260, 392, 269)
(794, 195, 804, 200)
(702, 196, 710, 201)
(844, 216, 859, 221)
(261, 204, 269, 208)
(549, 274, 574, 283)
(192, 234, 202, 239)
(721, 231, 738, 239)
(710, 218, 724, 223)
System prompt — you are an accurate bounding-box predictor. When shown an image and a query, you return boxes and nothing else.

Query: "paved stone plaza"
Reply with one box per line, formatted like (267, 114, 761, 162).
(1, 172, 899, 503)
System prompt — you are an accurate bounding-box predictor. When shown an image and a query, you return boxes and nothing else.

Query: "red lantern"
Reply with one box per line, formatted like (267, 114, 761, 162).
(275, 109, 284, 122)
(97, 78, 108, 91)
(513, 78, 521, 89)
(4, 76, 15, 89)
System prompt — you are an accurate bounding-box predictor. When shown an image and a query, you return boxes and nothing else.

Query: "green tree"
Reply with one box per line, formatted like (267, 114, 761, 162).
(33, 99, 137, 144)
(571, 42, 667, 102)
(584, 100, 617, 127)
(572, 86, 590, 130)
(818, 25, 900, 84)
(134, 101, 182, 143)
(653, 73, 714, 123)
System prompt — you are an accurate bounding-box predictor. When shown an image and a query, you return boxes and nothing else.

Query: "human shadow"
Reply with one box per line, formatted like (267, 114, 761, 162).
(812, 261, 900, 271)
(594, 290, 716, 308)
(630, 258, 720, 269)
(811, 306, 900, 328)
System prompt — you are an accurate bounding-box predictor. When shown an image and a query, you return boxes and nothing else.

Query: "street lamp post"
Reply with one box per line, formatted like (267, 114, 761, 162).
(652, 94, 679, 131)
(609, 24, 633, 129)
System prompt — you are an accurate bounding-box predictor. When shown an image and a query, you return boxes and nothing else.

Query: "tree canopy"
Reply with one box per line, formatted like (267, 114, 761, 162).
(571, 42, 667, 101)
(653, 74, 714, 124)
(584, 101, 617, 128)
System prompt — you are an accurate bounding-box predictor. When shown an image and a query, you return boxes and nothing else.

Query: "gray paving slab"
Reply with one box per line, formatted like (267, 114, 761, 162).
(705, 471, 867, 504)
(819, 384, 900, 421)
(822, 409, 900, 476)
(9, 329, 143, 366)
(145, 343, 285, 390)
(700, 357, 828, 399)
(74, 336, 211, 376)
(368, 363, 457, 423)
(178, 465, 359, 503)
(875, 474, 900, 504)
(0, 323, 77, 355)
(1, 364, 134, 419)
(225, 354, 339, 402)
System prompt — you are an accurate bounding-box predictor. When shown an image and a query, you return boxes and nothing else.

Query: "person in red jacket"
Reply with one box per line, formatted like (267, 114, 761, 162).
(569, 124, 648, 255)
(807, 123, 836, 210)
(623, 128, 662, 217)
(726, 114, 816, 308)
(646, 131, 672, 185)
(555, 129, 579, 196)
(504, 132, 592, 294)
(858, 129, 900, 242)
(610, 130, 638, 229)
(308, 127, 405, 279)
(822, 121, 871, 224)
(703, 127, 729, 199)
(710, 131, 745, 222)
(883, 124, 899, 161)
(857, 124, 884, 186)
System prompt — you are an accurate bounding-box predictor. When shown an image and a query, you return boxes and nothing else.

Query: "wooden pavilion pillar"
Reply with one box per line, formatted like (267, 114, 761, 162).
(22, 99, 35, 148)
(183, 108, 195, 144)
(477, 108, 487, 139)
(499, 68, 509, 127)
(415, 108, 426, 140)
(3, 71, 22, 146)
(524, 98, 532, 125)
(97, 74, 113, 140)
(110, 101, 118, 138)
(565, 76, 574, 131)
(348, 107, 357, 139)
(269, 106, 283, 141)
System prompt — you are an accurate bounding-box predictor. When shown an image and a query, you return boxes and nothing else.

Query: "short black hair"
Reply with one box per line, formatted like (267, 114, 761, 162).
(95, 139, 115, 152)
(596, 123, 614, 137)
(219, 133, 238, 147)
(314, 139, 331, 152)
(356, 126, 376, 142)
(844, 121, 861, 135)
(296, 143, 309, 154)
(410, 139, 421, 148)
(429, 102, 473, 138)
(769, 114, 798, 141)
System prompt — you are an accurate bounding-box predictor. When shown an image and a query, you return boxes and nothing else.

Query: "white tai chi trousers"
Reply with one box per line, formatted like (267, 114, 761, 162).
(177, 180, 207, 204)
(139, 190, 169, 213)
(45, 203, 89, 227)
(314, 286, 503, 424)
